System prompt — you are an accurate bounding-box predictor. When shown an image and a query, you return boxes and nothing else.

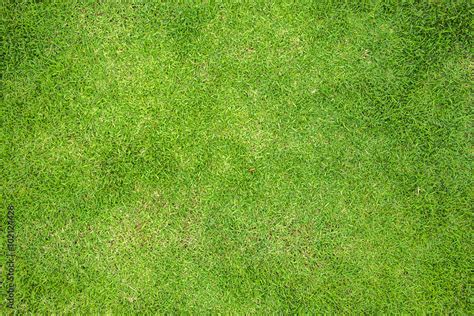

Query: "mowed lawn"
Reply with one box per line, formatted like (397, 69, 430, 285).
(2, 1, 472, 313)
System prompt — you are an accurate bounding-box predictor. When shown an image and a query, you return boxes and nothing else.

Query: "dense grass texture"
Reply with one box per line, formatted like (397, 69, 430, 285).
(1, 0, 473, 313)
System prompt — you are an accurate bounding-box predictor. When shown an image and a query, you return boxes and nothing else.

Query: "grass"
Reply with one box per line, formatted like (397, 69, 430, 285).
(1, 0, 473, 313)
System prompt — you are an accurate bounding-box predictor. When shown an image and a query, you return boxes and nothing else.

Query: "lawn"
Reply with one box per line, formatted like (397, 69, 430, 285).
(1, 0, 473, 313)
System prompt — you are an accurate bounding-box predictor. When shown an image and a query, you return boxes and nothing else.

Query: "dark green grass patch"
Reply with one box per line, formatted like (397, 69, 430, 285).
(1, 1, 473, 313)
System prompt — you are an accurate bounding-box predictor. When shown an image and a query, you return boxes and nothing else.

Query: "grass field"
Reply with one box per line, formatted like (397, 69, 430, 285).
(2, 0, 473, 313)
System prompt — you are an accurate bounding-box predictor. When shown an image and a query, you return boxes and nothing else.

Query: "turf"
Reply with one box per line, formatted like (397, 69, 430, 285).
(1, 0, 473, 313)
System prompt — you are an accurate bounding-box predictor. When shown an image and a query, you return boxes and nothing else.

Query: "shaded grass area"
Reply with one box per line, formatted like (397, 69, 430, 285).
(1, 1, 473, 313)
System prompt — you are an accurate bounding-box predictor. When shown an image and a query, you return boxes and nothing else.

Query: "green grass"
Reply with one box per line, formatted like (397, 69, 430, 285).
(1, 0, 473, 313)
